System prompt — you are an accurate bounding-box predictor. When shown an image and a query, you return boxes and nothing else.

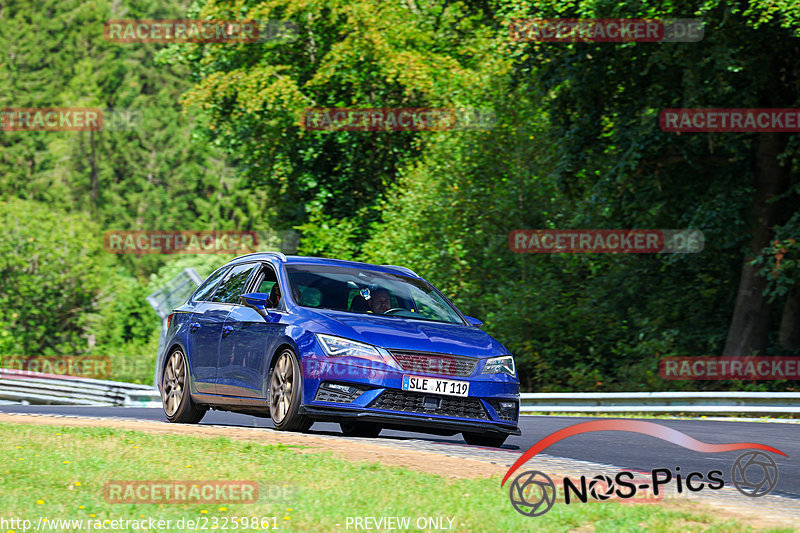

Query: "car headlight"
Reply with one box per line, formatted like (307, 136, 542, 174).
(482, 355, 516, 377)
(315, 334, 400, 369)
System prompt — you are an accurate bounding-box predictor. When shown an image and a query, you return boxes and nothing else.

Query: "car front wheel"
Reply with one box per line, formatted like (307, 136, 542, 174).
(269, 348, 312, 432)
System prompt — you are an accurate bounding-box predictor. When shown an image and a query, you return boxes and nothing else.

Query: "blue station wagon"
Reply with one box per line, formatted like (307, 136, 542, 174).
(158, 252, 520, 447)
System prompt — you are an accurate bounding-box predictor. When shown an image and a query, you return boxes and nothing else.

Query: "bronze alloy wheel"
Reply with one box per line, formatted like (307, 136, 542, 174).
(268, 348, 312, 431)
(162, 350, 185, 417)
(162, 349, 206, 424)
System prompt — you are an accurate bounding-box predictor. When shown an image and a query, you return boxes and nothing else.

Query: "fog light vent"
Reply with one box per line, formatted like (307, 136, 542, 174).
(314, 382, 367, 403)
(491, 399, 519, 422)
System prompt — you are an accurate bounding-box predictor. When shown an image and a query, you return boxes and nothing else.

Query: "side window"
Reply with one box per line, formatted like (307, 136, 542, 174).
(211, 263, 259, 304)
(297, 286, 323, 307)
(255, 265, 280, 308)
(193, 267, 230, 302)
(258, 279, 277, 293)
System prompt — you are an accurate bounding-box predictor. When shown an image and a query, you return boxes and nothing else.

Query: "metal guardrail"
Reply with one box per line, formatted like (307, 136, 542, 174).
(520, 391, 800, 414)
(2, 371, 798, 415)
(0, 369, 161, 407)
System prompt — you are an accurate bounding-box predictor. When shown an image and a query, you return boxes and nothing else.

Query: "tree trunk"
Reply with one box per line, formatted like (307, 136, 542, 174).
(89, 129, 98, 207)
(779, 284, 800, 351)
(723, 132, 790, 356)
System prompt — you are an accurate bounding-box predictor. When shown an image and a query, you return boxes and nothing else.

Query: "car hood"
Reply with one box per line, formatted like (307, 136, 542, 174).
(304, 309, 508, 358)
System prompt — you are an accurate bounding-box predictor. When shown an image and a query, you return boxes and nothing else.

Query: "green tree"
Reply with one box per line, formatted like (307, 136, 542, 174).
(170, 0, 505, 237)
(0, 0, 265, 279)
(500, 0, 800, 356)
(0, 198, 112, 354)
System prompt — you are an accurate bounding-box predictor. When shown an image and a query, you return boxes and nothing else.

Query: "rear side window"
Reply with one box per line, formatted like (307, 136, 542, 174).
(211, 263, 259, 304)
(193, 267, 230, 302)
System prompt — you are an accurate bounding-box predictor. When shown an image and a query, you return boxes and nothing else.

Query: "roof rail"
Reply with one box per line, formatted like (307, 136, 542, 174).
(381, 264, 418, 277)
(235, 251, 287, 262)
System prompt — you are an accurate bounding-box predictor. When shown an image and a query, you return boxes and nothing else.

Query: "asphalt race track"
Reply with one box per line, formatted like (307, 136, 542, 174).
(2, 404, 798, 500)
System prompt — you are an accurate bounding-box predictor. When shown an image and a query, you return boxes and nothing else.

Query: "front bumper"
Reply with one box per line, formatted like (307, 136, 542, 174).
(301, 358, 520, 435)
(300, 405, 521, 436)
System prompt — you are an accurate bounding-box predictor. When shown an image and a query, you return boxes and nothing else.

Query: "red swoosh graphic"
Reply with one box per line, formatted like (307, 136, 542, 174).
(501, 419, 786, 486)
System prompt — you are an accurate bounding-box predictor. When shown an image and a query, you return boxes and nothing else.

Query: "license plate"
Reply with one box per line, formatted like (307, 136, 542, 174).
(402, 375, 469, 397)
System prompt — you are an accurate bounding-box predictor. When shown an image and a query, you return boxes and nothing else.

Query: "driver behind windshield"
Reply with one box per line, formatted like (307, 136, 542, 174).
(370, 288, 392, 314)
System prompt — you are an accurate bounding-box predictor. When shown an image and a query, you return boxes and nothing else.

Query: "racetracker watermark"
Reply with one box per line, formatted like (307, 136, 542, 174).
(509, 229, 704, 253)
(2, 516, 280, 531)
(104, 19, 298, 43)
(660, 356, 800, 380)
(103, 481, 258, 504)
(103, 230, 258, 254)
(509, 18, 703, 42)
(660, 109, 800, 132)
(0, 108, 143, 132)
(103, 108, 142, 131)
(301, 108, 496, 131)
(1, 108, 102, 131)
(0, 355, 110, 379)
(302, 354, 475, 379)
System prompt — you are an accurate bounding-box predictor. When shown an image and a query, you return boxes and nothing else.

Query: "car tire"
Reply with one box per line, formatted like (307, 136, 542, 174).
(269, 348, 312, 432)
(462, 432, 507, 448)
(162, 349, 206, 424)
(340, 421, 382, 438)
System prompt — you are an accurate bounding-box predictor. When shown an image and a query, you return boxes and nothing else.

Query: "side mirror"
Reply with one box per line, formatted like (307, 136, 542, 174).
(464, 315, 483, 328)
(240, 292, 271, 317)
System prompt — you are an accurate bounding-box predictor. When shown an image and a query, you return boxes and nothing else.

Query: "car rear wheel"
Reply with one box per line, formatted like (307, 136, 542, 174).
(162, 349, 206, 424)
(462, 432, 507, 448)
(269, 348, 312, 432)
(340, 421, 382, 438)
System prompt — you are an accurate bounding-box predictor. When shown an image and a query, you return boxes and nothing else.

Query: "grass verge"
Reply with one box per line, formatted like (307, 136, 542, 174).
(0, 423, 793, 532)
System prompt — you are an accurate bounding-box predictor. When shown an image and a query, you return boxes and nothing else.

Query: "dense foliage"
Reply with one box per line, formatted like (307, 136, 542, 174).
(1, 0, 797, 389)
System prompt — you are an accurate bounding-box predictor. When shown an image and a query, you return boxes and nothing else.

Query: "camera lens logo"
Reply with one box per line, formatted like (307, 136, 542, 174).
(587, 474, 615, 500)
(732, 451, 779, 497)
(509, 471, 556, 516)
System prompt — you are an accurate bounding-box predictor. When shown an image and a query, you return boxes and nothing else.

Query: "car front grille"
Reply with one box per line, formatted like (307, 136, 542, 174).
(389, 351, 478, 377)
(369, 390, 489, 420)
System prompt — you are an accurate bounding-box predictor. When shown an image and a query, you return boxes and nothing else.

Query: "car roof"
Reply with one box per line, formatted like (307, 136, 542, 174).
(226, 252, 420, 279)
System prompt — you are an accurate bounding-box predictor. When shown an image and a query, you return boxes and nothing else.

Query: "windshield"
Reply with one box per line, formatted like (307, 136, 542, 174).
(285, 264, 465, 325)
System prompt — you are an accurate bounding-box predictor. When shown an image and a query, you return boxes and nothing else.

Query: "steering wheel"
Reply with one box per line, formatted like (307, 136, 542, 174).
(383, 308, 410, 316)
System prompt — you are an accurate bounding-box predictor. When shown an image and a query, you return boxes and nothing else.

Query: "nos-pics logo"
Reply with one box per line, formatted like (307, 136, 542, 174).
(502, 420, 785, 517)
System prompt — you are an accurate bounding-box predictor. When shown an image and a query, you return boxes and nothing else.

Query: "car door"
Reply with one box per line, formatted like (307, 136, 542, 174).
(186, 266, 231, 394)
(217, 262, 286, 398)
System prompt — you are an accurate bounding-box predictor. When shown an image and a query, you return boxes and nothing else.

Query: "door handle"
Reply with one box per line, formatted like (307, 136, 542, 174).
(222, 325, 234, 337)
(189, 322, 201, 333)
